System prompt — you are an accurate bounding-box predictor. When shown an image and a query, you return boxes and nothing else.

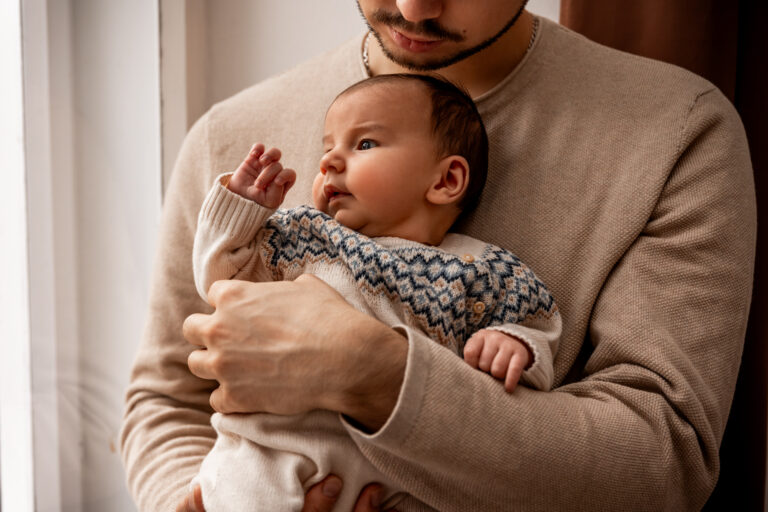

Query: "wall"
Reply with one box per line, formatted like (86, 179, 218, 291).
(44, 0, 162, 510)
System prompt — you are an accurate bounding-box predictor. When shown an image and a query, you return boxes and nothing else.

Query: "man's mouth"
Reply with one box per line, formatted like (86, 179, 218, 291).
(389, 28, 443, 52)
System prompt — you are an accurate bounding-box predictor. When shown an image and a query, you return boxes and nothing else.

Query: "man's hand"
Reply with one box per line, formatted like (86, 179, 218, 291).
(176, 478, 396, 512)
(182, 275, 407, 429)
(302, 476, 397, 512)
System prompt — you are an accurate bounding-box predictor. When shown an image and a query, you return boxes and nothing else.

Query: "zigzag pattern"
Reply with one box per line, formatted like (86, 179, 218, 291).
(261, 206, 557, 349)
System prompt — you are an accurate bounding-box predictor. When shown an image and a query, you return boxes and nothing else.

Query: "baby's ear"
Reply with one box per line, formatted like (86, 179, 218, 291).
(426, 155, 469, 206)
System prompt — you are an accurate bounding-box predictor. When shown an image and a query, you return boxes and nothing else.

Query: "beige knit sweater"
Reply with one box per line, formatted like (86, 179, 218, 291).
(120, 17, 756, 511)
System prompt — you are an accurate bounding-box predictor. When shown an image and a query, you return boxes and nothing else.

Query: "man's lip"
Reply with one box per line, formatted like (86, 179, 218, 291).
(389, 27, 443, 52)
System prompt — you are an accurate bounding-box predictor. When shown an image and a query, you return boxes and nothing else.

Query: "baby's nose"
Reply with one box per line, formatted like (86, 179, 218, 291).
(320, 151, 344, 174)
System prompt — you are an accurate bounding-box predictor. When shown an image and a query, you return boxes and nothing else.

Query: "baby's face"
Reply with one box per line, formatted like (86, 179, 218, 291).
(313, 82, 443, 239)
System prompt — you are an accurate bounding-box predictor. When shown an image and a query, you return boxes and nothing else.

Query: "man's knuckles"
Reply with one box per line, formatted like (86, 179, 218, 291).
(294, 273, 322, 286)
(211, 383, 261, 414)
(198, 318, 230, 345)
(208, 279, 245, 304)
(206, 350, 229, 376)
(209, 387, 230, 413)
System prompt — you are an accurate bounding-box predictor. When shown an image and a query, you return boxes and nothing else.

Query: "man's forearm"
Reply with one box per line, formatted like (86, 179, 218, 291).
(334, 322, 409, 432)
(343, 327, 722, 511)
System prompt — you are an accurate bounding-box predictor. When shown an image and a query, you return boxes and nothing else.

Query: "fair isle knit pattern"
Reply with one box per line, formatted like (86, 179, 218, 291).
(261, 206, 558, 351)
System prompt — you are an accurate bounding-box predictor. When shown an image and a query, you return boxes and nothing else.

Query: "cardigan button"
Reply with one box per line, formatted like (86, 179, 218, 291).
(473, 302, 486, 314)
(462, 254, 475, 263)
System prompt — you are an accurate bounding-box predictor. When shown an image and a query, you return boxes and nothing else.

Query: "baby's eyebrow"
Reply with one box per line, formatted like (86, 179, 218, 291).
(322, 123, 390, 146)
(353, 122, 387, 133)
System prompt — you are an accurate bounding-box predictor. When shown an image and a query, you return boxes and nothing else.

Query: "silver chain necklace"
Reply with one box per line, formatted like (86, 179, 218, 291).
(362, 16, 539, 75)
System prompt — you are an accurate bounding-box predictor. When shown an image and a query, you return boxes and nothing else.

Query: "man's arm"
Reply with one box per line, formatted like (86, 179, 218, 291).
(184, 274, 407, 428)
(340, 88, 756, 510)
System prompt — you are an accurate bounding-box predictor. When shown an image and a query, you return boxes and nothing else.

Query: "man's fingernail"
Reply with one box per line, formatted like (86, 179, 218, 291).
(370, 488, 383, 507)
(322, 477, 342, 498)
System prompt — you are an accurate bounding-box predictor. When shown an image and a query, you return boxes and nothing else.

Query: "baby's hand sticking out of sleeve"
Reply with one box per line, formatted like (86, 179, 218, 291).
(227, 143, 296, 209)
(463, 329, 533, 393)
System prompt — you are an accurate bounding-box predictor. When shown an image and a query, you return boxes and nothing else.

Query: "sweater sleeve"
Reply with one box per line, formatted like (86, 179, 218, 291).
(474, 245, 561, 392)
(193, 173, 276, 302)
(343, 88, 756, 511)
(478, 246, 560, 391)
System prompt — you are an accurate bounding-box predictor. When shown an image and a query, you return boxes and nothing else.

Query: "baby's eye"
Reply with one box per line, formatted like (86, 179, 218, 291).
(357, 139, 377, 150)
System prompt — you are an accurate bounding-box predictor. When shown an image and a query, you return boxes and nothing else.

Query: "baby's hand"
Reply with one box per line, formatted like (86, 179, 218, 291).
(227, 143, 296, 208)
(463, 329, 533, 393)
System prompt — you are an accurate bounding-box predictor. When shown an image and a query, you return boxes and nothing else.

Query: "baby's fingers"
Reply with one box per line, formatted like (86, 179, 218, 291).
(249, 143, 265, 158)
(503, 351, 527, 393)
(231, 143, 265, 183)
(263, 168, 297, 207)
(477, 341, 499, 373)
(255, 161, 284, 190)
(274, 167, 297, 189)
(259, 147, 282, 165)
(463, 334, 485, 368)
(276, 168, 297, 203)
(490, 343, 514, 379)
(279, 179, 295, 203)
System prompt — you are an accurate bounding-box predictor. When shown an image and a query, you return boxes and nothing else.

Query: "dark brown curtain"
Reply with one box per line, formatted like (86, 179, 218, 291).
(560, 1, 768, 509)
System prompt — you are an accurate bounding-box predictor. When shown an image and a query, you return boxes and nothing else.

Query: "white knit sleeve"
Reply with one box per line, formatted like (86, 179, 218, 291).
(192, 173, 275, 303)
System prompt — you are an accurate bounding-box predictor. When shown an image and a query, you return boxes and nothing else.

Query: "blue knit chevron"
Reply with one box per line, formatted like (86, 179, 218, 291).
(261, 206, 557, 349)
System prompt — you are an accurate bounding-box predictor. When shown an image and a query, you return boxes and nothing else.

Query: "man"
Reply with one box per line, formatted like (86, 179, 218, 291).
(121, 1, 756, 510)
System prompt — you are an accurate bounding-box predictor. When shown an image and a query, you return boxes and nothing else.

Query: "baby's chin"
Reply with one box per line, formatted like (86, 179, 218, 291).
(327, 209, 366, 233)
(315, 206, 411, 240)
(313, 202, 343, 223)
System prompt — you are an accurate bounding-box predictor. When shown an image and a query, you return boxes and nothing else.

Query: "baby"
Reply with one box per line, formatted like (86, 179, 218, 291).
(191, 74, 561, 511)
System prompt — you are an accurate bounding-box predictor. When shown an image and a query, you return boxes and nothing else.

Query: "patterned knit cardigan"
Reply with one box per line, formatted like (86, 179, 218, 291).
(193, 175, 561, 390)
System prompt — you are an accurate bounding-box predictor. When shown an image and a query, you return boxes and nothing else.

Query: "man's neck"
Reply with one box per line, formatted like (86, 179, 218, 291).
(368, 11, 535, 98)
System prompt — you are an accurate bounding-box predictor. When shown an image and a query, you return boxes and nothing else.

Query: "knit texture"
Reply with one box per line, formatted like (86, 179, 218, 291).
(194, 176, 560, 356)
(192, 178, 561, 510)
(192, 177, 561, 510)
(120, 16, 756, 512)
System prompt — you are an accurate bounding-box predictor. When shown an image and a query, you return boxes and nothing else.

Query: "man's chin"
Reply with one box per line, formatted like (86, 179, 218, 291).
(377, 41, 455, 71)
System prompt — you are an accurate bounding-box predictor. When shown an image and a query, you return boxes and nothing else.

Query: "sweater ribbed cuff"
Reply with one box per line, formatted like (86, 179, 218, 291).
(198, 173, 275, 246)
(341, 324, 431, 445)
(484, 324, 554, 391)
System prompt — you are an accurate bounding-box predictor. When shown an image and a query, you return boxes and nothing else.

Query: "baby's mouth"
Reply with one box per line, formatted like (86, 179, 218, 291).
(324, 184, 350, 202)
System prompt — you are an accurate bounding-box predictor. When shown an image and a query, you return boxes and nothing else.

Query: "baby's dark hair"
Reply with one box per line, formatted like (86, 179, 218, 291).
(336, 74, 489, 216)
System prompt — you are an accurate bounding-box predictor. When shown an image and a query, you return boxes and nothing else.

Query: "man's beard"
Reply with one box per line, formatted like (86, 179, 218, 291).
(358, 1, 529, 71)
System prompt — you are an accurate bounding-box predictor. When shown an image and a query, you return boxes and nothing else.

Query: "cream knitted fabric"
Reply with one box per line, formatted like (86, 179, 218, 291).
(121, 17, 756, 511)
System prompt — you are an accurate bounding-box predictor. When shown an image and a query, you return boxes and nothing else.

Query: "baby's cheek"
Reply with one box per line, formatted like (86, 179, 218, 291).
(311, 173, 328, 211)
